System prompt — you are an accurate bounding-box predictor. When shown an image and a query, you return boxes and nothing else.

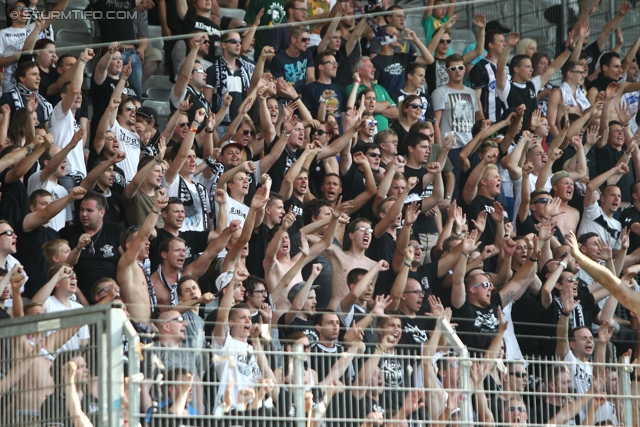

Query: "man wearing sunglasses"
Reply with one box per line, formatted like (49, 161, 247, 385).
(301, 52, 346, 123)
(516, 188, 566, 244)
(267, 0, 307, 53)
(271, 25, 316, 93)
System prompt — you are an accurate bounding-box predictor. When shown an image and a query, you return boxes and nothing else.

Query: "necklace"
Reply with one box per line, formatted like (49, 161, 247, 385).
(87, 226, 103, 256)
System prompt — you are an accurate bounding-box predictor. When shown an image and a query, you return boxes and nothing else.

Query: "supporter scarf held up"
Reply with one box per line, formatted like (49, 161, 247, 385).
(11, 83, 53, 120)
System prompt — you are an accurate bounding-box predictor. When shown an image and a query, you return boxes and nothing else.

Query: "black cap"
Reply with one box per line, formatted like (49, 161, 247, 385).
(137, 106, 158, 121)
(287, 281, 319, 304)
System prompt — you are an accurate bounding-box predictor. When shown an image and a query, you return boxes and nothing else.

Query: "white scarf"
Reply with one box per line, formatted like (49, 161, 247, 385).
(561, 82, 590, 112)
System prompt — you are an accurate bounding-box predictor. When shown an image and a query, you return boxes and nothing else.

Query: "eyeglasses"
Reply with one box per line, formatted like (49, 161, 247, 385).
(448, 65, 465, 72)
(14, 6, 26, 11)
(225, 38, 241, 44)
(242, 129, 256, 136)
(509, 372, 527, 378)
(562, 276, 578, 283)
(292, 7, 307, 11)
(366, 152, 381, 158)
(404, 289, 425, 295)
(192, 68, 205, 74)
(472, 282, 493, 289)
(178, 123, 189, 128)
(356, 226, 373, 233)
(440, 39, 452, 44)
(125, 226, 140, 238)
(408, 104, 423, 109)
(126, 105, 137, 112)
(321, 60, 338, 65)
(300, 37, 310, 43)
(531, 197, 549, 204)
(410, 243, 425, 249)
(253, 289, 269, 294)
(507, 406, 527, 413)
(0, 230, 14, 237)
(166, 315, 185, 323)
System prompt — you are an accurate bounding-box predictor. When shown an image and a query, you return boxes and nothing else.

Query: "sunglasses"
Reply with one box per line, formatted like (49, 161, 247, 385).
(225, 38, 241, 44)
(410, 243, 425, 249)
(472, 282, 493, 289)
(562, 276, 578, 283)
(178, 123, 189, 128)
(532, 197, 549, 204)
(242, 129, 256, 136)
(366, 119, 378, 126)
(300, 37, 310, 43)
(192, 68, 205, 74)
(448, 65, 465, 72)
(356, 226, 373, 233)
(321, 60, 338, 65)
(202, 40, 210, 45)
(166, 316, 185, 323)
(0, 230, 14, 237)
(366, 152, 381, 158)
(408, 104, 423, 109)
(404, 289, 425, 295)
(440, 39, 452, 44)
(311, 128, 326, 136)
(126, 105, 137, 112)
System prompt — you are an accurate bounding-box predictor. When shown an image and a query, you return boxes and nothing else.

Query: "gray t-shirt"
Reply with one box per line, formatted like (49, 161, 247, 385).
(432, 84, 479, 148)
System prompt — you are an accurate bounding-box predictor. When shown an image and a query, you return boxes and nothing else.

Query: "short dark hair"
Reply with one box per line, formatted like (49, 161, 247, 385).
(405, 62, 426, 78)
(347, 268, 368, 287)
(81, 191, 107, 211)
(16, 61, 38, 80)
(159, 236, 186, 255)
(561, 60, 581, 77)
(577, 232, 599, 246)
(444, 54, 464, 68)
(600, 51, 621, 70)
(405, 132, 429, 149)
(303, 199, 331, 225)
(29, 189, 52, 207)
(510, 54, 532, 75)
(163, 197, 183, 212)
(343, 217, 372, 251)
(314, 309, 338, 326)
(484, 29, 502, 51)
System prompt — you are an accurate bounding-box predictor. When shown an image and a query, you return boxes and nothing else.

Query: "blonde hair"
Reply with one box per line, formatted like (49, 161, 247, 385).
(42, 239, 70, 266)
(481, 164, 499, 180)
(516, 38, 537, 56)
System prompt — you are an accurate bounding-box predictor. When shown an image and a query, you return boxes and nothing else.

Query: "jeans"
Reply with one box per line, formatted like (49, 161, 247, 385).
(121, 51, 143, 99)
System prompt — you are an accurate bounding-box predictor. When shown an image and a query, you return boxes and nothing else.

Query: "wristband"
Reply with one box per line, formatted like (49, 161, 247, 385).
(461, 252, 470, 258)
(529, 257, 538, 262)
(405, 257, 413, 262)
(561, 311, 570, 317)
(559, 261, 568, 270)
(566, 45, 575, 52)
(205, 129, 214, 133)
(292, 96, 301, 102)
(79, 58, 87, 64)
(193, 119, 203, 126)
(445, 195, 452, 199)
(404, 262, 412, 268)
(151, 209, 160, 214)
(191, 128, 198, 133)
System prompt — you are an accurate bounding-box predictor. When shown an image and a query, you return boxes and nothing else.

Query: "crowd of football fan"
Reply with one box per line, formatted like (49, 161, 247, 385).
(4, 0, 640, 425)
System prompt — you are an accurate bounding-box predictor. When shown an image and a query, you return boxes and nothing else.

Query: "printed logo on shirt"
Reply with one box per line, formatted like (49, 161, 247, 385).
(380, 358, 404, 387)
(185, 246, 192, 260)
(229, 207, 248, 219)
(267, 3, 286, 25)
(292, 205, 303, 218)
(448, 92, 475, 134)
(421, 276, 430, 290)
(237, 352, 262, 378)
(284, 59, 309, 85)
(574, 364, 593, 391)
(404, 323, 428, 344)
(473, 309, 499, 332)
(101, 244, 115, 258)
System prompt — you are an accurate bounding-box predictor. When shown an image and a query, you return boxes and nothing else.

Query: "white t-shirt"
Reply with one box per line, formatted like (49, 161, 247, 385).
(4, 254, 28, 307)
(44, 295, 91, 354)
(565, 350, 593, 422)
(577, 202, 622, 250)
(49, 102, 84, 177)
(432, 84, 480, 148)
(27, 170, 71, 231)
(0, 23, 37, 92)
(110, 121, 141, 182)
(212, 333, 262, 411)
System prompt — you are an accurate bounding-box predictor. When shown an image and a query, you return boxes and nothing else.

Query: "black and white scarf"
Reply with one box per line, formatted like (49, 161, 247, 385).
(138, 261, 160, 320)
(157, 264, 181, 307)
(553, 296, 585, 328)
(212, 56, 250, 122)
(178, 175, 208, 227)
(11, 83, 53, 121)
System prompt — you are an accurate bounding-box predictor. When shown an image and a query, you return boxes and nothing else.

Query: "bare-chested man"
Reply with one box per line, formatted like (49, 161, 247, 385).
(119, 190, 169, 326)
(325, 217, 378, 310)
(263, 200, 347, 314)
(550, 171, 582, 237)
(150, 222, 238, 311)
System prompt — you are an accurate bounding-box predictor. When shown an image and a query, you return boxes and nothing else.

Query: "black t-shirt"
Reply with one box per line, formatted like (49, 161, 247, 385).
(16, 224, 59, 299)
(40, 390, 99, 427)
(621, 206, 640, 252)
(181, 12, 222, 63)
(460, 194, 505, 252)
(469, 58, 507, 123)
(425, 57, 448, 96)
(516, 214, 566, 245)
(378, 347, 413, 413)
(583, 41, 602, 76)
(371, 53, 414, 96)
(506, 80, 538, 128)
(397, 311, 434, 353)
(95, 0, 136, 43)
(284, 196, 304, 237)
(277, 314, 319, 344)
(0, 169, 29, 230)
(149, 228, 209, 272)
(270, 49, 315, 92)
(596, 144, 635, 202)
(247, 223, 271, 279)
(90, 76, 139, 132)
(334, 38, 361, 89)
(38, 66, 59, 106)
(300, 81, 347, 122)
(403, 165, 438, 234)
(266, 143, 299, 194)
(310, 342, 351, 384)
(341, 163, 374, 221)
(452, 291, 502, 353)
(366, 231, 396, 264)
(531, 398, 580, 425)
(390, 121, 409, 149)
(59, 222, 125, 298)
(408, 259, 441, 309)
(512, 290, 553, 358)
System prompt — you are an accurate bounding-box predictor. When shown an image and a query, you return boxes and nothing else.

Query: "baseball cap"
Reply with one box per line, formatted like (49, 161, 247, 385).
(220, 140, 244, 153)
(550, 171, 572, 186)
(137, 106, 158, 121)
(215, 270, 235, 292)
(287, 281, 319, 304)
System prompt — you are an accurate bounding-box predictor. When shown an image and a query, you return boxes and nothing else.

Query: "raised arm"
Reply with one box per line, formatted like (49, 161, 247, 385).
(498, 236, 538, 306)
(462, 160, 488, 205)
(23, 187, 86, 233)
(171, 36, 203, 102)
(584, 162, 628, 207)
(462, 13, 486, 64)
(497, 32, 519, 92)
(93, 42, 119, 86)
(214, 269, 249, 345)
(164, 109, 203, 186)
(555, 285, 577, 359)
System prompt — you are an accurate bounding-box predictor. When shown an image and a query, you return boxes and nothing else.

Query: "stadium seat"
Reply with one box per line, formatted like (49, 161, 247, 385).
(143, 99, 171, 129)
(55, 28, 92, 56)
(143, 75, 173, 98)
